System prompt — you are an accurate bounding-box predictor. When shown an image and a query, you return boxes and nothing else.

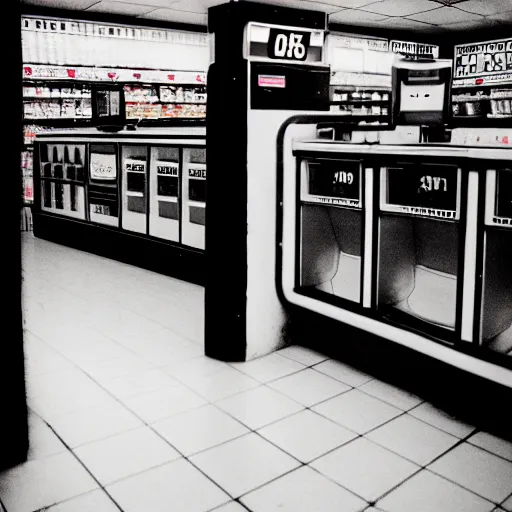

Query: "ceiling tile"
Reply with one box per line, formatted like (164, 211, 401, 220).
(361, 0, 440, 17)
(407, 5, 483, 24)
(139, 8, 207, 24)
(86, 1, 155, 15)
(253, 0, 343, 13)
(443, 17, 503, 30)
(487, 9, 512, 21)
(20, 0, 99, 9)
(383, 17, 437, 29)
(455, 0, 512, 16)
(329, 8, 389, 24)
(107, 0, 178, 7)
(321, 0, 384, 8)
(164, 0, 225, 14)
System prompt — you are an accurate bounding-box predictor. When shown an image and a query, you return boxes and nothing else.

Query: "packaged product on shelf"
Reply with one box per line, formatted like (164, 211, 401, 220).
(61, 99, 75, 118)
(49, 101, 60, 118)
(160, 86, 177, 102)
(82, 86, 91, 98)
(50, 88, 60, 97)
(82, 98, 92, 117)
(42, 87, 51, 98)
(184, 88, 194, 102)
(175, 87, 184, 102)
(24, 102, 35, 118)
(61, 87, 72, 98)
(194, 89, 207, 103)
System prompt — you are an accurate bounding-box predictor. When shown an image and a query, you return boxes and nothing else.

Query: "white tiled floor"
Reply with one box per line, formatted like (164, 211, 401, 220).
(1, 234, 511, 512)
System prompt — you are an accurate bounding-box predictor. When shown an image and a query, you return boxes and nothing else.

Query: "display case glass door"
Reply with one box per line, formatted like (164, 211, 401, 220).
(298, 158, 364, 304)
(122, 145, 148, 234)
(40, 143, 86, 220)
(480, 168, 512, 356)
(89, 144, 119, 226)
(377, 163, 462, 334)
(182, 148, 206, 250)
(149, 147, 180, 242)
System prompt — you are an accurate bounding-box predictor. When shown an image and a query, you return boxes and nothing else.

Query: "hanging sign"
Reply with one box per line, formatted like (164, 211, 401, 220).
(454, 37, 512, 87)
(390, 40, 439, 60)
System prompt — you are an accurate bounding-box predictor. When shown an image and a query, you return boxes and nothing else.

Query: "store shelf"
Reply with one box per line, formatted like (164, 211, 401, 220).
(40, 177, 85, 185)
(23, 96, 91, 100)
(23, 64, 207, 85)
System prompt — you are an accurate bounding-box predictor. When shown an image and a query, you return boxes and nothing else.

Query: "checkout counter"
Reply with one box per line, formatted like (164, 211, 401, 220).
(33, 126, 206, 283)
(280, 133, 511, 382)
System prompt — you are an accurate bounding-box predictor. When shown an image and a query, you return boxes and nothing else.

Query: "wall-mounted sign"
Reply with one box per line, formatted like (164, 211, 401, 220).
(90, 153, 116, 180)
(246, 22, 324, 65)
(268, 29, 310, 61)
(390, 40, 439, 60)
(454, 37, 512, 87)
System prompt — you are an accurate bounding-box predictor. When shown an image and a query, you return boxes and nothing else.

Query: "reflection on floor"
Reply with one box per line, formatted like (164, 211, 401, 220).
(1, 234, 511, 512)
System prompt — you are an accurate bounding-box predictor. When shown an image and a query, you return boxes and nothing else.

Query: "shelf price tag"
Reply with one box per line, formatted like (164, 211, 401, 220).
(189, 167, 206, 179)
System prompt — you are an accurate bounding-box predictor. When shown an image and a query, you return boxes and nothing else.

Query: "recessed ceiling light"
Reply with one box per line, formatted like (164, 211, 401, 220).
(430, 0, 469, 5)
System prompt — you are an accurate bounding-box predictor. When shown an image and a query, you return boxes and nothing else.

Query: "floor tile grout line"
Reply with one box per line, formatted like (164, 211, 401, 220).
(30, 418, 125, 512)
(465, 439, 512, 464)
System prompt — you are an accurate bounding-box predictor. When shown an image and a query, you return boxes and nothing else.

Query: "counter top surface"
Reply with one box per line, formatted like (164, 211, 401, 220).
(293, 140, 512, 161)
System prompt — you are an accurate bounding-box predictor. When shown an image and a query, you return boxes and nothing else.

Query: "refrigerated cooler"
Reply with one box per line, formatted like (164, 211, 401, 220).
(481, 167, 512, 356)
(33, 127, 206, 283)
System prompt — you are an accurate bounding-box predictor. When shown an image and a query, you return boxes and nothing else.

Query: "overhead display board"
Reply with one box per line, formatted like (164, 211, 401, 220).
(245, 22, 325, 65)
(390, 40, 439, 60)
(453, 37, 512, 87)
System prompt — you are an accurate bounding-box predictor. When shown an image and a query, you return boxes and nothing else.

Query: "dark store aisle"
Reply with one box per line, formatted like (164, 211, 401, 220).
(0, 234, 510, 512)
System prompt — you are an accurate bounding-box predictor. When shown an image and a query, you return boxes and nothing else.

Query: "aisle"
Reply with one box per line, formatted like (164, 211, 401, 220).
(1, 234, 511, 512)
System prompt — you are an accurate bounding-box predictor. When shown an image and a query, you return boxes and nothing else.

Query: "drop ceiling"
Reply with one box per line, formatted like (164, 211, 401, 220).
(20, 0, 512, 32)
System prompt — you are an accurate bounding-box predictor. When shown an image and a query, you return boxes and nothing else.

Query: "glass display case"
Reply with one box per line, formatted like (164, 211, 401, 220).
(377, 163, 461, 333)
(149, 146, 180, 242)
(89, 144, 119, 226)
(298, 158, 363, 304)
(39, 143, 86, 219)
(122, 145, 148, 234)
(481, 168, 512, 356)
(182, 147, 206, 249)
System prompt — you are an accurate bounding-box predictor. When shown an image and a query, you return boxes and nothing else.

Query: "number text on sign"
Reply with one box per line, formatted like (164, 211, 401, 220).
(268, 29, 311, 62)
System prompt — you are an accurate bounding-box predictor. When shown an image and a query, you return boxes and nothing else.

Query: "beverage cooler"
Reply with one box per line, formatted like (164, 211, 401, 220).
(377, 162, 462, 339)
(33, 127, 207, 283)
(299, 158, 365, 305)
(481, 167, 512, 356)
(282, 137, 511, 384)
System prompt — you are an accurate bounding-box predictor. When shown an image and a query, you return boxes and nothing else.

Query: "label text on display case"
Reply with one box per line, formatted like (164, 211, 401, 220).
(189, 168, 206, 179)
(157, 164, 178, 176)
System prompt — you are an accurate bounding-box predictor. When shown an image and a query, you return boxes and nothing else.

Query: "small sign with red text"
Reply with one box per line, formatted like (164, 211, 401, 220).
(258, 75, 286, 88)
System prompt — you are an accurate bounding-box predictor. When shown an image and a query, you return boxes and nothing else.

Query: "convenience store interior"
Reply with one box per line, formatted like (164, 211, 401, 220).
(5, 0, 512, 511)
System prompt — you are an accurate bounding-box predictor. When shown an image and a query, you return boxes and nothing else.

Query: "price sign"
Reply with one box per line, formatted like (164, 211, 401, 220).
(268, 29, 311, 62)
(496, 170, 512, 220)
(157, 164, 178, 176)
(307, 160, 361, 208)
(387, 165, 458, 217)
(90, 153, 116, 180)
(189, 168, 206, 179)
